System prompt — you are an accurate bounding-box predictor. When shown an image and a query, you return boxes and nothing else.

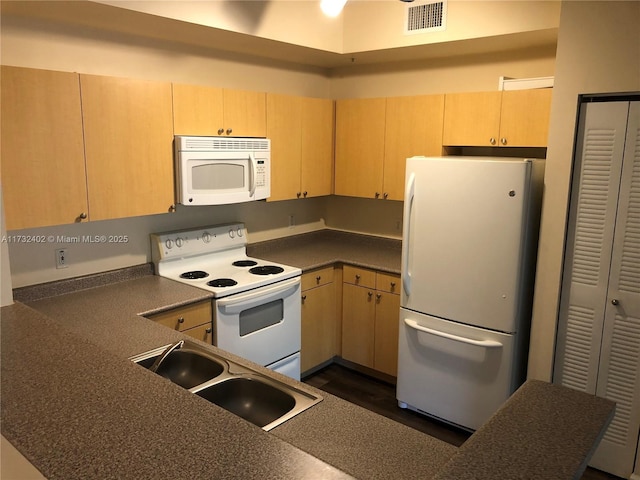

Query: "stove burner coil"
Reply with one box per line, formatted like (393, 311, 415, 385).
(180, 271, 209, 280)
(232, 260, 258, 267)
(207, 278, 238, 288)
(249, 265, 285, 275)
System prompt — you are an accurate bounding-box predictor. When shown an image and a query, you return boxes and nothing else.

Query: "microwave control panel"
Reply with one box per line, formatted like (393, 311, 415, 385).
(256, 160, 267, 187)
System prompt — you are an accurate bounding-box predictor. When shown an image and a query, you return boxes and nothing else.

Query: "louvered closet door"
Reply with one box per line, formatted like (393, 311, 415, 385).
(555, 102, 629, 393)
(555, 100, 640, 479)
(592, 101, 640, 477)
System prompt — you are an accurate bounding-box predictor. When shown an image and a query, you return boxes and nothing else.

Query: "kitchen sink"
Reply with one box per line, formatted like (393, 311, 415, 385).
(195, 377, 297, 429)
(130, 340, 321, 430)
(138, 349, 225, 389)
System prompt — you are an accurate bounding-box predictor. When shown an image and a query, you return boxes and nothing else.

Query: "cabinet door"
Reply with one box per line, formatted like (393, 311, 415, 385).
(266, 93, 302, 201)
(172, 83, 224, 136)
(222, 88, 267, 137)
(301, 282, 337, 372)
(301, 97, 334, 198)
(341, 283, 375, 367)
(443, 91, 502, 146)
(80, 74, 174, 221)
(335, 98, 386, 198)
(374, 291, 400, 376)
(1, 66, 88, 229)
(383, 94, 445, 200)
(499, 89, 552, 147)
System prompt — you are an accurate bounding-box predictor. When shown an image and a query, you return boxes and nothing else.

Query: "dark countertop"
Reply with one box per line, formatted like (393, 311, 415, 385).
(247, 229, 402, 274)
(3, 273, 454, 480)
(2, 229, 614, 479)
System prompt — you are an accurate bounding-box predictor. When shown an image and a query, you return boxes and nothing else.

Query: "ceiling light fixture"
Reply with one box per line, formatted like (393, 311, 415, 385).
(320, 0, 347, 17)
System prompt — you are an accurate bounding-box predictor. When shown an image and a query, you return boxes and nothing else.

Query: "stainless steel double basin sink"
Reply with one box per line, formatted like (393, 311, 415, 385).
(130, 340, 322, 431)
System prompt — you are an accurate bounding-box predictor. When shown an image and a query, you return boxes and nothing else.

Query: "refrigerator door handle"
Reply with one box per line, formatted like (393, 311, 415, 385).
(402, 172, 416, 296)
(403, 318, 503, 348)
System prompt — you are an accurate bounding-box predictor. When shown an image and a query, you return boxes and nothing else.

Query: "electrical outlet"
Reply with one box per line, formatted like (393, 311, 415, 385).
(55, 249, 68, 269)
(288, 214, 295, 228)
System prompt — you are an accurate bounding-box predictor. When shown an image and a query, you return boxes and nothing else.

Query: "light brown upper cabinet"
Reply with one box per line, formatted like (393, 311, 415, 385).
(443, 89, 552, 147)
(383, 94, 445, 200)
(335, 98, 386, 199)
(80, 74, 175, 221)
(301, 97, 334, 199)
(1, 66, 88, 230)
(335, 95, 444, 200)
(173, 83, 266, 138)
(267, 94, 334, 201)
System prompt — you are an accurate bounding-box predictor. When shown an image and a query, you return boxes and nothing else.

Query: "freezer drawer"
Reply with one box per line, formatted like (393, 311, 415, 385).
(396, 308, 519, 431)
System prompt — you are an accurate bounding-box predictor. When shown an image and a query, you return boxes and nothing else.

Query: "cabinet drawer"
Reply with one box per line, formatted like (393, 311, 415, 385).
(376, 272, 400, 294)
(343, 265, 376, 289)
(147, 300, 212, 332)
(302, 266, 334, 291)
(183, 322, 213, 344)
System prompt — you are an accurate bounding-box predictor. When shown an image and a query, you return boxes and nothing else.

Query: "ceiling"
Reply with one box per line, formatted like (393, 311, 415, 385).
(0, 0, 559, 70)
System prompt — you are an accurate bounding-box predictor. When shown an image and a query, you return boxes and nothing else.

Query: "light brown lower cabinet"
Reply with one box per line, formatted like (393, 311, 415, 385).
(146, 300, 213, 344)
(342, 266, 400, 377)
(301, 267, 337, 373)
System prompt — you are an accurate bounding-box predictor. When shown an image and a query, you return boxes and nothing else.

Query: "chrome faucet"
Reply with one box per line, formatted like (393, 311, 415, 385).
(149, 339, 184, 373)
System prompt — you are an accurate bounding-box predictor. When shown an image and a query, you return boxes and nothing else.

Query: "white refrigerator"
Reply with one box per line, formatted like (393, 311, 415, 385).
(396, 156, 544, 431)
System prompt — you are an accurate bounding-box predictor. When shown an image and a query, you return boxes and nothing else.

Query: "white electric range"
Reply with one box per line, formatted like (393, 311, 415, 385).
(151, 223, 302, 380)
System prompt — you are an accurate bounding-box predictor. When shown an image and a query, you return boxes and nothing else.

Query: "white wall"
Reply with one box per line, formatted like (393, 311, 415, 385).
(527, 0, 640, 381)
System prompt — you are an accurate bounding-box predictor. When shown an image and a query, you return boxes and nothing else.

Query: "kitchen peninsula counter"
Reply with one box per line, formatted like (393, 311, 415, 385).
(2, 230, 614, 480)
(2, 273, 455, 480)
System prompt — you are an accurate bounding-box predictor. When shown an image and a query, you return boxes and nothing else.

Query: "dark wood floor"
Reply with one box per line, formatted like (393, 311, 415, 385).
(304, 363, 622, 480)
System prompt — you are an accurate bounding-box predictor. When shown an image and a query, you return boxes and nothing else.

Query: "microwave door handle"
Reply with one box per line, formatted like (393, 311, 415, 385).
(249, 153, 257, 197)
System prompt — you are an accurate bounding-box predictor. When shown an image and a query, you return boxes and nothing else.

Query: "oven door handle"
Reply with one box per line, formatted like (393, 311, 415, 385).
(217, 277, 300, 314)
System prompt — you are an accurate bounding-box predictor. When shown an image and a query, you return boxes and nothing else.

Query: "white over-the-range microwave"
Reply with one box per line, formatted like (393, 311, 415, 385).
(174, 135, 271, 206)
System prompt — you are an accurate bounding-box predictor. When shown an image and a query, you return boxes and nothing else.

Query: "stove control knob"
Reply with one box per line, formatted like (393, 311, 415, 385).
(237, 227, 243, 237)
(202, 232, 211, 243)
(165, 239, 173, 250)
(175, 237, 184, 248)
(229, 229, 235, 239)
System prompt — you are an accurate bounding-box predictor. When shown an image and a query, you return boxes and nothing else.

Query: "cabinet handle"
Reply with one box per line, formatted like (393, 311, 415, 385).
(226, 128, 233, 135)
(302, 295, 307, 302)
(375, 192, 380, 199)
(490, 137, 497, 145)
(177, 316, 185, 324)
(376, 293, 382, 301)
(168, 204, 176, 213)
(297, 192, 301, 198)
(205, 327, 212, 334)
(77, 212, 87, 221)
(390, 282, 396, 290)
(316, 275, 321, 283)
(217, 128, 224, 135)
(303, 191, 308, 197)
(368, 291, 373, 298)
(500, 138, 507, 145)
(611, 299, 620, 306)
(383, 193, 388, 199)
(355, 274, 361, 281)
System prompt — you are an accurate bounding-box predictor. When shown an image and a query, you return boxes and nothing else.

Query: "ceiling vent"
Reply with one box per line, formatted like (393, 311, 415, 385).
(404, 0, 447, 34)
